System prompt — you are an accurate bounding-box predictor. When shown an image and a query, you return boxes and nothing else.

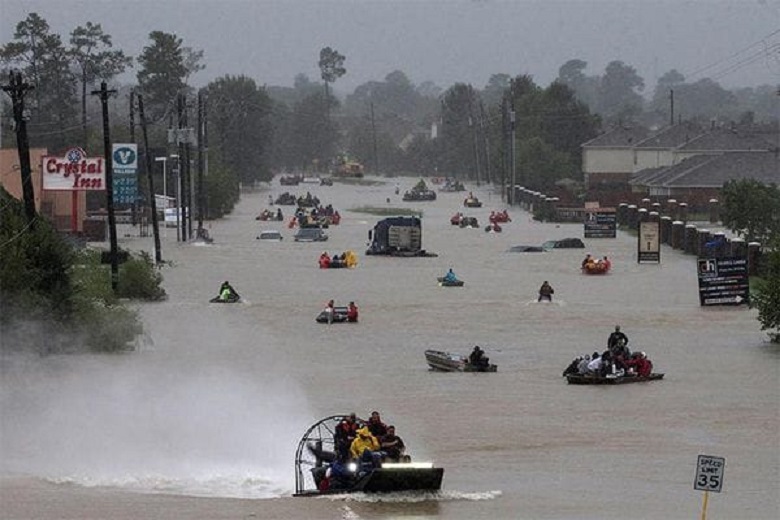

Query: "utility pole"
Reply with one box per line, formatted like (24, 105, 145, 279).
(370, 101, 379, 175)
(669, 89, 674, 127)
(177, 92, 186, 242)
(137, 93, 162, 264)
(196, 89, 205, 234)
(479, 100, 492, 185)
(509, 80, 517, 206)
(468, 86, 481, 186)
(184, 99, 192, 241)
(129, 89, 137, 226)
(2, 71, 36, 224)
(91, 81, 120, 292)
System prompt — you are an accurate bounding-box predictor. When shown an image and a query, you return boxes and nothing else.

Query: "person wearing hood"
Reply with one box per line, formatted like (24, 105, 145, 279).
(350, 426, 382, 470)
(577, 355, 591, 375)
(538, 281, 555, 302)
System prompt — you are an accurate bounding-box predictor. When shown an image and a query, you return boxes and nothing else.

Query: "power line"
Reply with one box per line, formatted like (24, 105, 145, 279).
(685, 29, 780, 80)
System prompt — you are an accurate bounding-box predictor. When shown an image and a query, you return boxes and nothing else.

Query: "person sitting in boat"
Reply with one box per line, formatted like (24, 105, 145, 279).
(366, 411, 387, 438)
(576, 355, 591, 375)
(334, 413, 360, 460)
(276, 208, 283, 221)
(217, 281, 238, 302)
(602, 256, 611, 270)
(469, 346, 489, 368)
(347, 301, 359, 322)
(608, 326, 629, 350)
(330, 254, 343, 268)
(563, 356, 582, 377)
(380, 425, 406, 462)
(582, 253, 593, 268)
(586, 351, 602, 375)
(319, 252, 331, 269)
(324, 453, 356, 491)
(350, 426, 382, 471)
(443, 268, 459, 284)
(323, 299, 336, 324)
(538, 281, 555, 302)
(626, 351, 653, 377)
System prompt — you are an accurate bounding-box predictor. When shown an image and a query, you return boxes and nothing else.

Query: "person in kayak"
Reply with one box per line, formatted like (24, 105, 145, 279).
(217, 281, 239, 301)
(538, 281, 555, 302)
(443, 268, 459, 283)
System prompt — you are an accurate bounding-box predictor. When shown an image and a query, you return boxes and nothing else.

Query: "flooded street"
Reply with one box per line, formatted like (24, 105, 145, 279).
(1, 178, 778, 519)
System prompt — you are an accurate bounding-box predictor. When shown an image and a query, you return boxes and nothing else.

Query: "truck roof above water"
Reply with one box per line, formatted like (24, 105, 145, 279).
(365, 216, 437, 257)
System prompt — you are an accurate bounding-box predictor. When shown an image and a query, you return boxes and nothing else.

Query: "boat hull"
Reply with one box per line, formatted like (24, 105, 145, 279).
(424, 349, 496, 372)
(566, 373, 664, 385)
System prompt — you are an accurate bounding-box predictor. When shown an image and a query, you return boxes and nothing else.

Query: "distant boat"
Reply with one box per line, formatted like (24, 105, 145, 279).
(424, 349, 497, 372)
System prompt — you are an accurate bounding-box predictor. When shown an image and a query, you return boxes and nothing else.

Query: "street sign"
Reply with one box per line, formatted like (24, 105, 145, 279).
(638, 221, 660, 263)
(697, 257, 750, 306)
(694, 455, 725, 493)
(112, 144, 138, 204)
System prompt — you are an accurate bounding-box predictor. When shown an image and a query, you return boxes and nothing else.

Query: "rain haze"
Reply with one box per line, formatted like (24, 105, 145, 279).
(1, 0, 779, 92)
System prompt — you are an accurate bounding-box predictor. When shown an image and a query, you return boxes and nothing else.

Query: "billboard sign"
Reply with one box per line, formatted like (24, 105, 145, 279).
(584, 210, 616, 238)
(697, 256, 749, 306)
(638, 221, 661, 263)
(42, 147, 105, 191)
(112, 144, 138, 204)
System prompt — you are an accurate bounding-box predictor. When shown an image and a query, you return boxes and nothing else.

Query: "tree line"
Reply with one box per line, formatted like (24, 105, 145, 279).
(3, 12, 777, 201)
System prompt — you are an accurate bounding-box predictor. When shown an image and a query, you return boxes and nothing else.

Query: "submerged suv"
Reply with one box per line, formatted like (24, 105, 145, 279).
(294, 227, 328, 242)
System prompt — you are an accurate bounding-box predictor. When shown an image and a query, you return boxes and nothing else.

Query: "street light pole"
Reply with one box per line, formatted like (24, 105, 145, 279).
(170, 154, 180, 242)
(155, 156, 168, 238)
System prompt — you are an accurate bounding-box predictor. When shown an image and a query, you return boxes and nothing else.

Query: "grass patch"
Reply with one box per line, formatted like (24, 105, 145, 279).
(350, 206, 423, 217)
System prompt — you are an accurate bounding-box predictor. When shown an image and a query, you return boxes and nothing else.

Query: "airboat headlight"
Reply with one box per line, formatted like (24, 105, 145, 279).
(380, 462, 434, 469)
(347, 462, 358, 473)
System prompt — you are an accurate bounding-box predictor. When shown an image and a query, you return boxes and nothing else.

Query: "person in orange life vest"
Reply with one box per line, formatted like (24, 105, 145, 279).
(347, 301, 359, 322)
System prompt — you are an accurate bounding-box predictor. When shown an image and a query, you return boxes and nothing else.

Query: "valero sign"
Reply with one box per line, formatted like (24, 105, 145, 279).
(42, 147, 105, 191)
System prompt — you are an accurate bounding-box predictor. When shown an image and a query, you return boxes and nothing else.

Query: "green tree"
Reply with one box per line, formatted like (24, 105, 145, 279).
(0, 12, 78, 150)
(721, 179, 780, 245)
(69, 21, 132, 148)
(290, 92, 339, 171)
(751, 249, 780, 342)
(596, 60, 645, 123)
(136, 31, 201, 119)
(318, 46, 346, 114)
(440, 83, 478, 179)
(556, 59, 599, 110)
(207, 75, 274, 184)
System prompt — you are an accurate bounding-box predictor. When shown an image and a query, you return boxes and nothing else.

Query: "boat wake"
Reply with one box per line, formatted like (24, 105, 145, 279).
(323, 489, 502, 503)
(524, 299, 565, 306)
(45, 472, 290, 499)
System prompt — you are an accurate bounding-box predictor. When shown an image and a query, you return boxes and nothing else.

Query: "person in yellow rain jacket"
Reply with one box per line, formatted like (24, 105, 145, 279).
(350, 426, 382, 470)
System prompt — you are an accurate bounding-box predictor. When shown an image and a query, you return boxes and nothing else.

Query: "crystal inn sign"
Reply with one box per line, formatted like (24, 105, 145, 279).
(42, 147, 105, 191)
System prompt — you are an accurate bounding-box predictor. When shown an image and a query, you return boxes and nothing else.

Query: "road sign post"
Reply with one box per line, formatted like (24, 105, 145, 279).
(694, 454, 725, 520)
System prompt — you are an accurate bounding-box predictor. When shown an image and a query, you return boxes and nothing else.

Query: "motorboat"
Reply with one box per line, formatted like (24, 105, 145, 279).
(566, 373, 664, 385)
(424, 349, 497, 372)
(315, 307, 350, 323)
(294, 415, 444, 496)
(463, 197, 482, 208)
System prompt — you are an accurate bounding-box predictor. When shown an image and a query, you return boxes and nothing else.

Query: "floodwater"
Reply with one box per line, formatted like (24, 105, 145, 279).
(1, 179, 778, 520)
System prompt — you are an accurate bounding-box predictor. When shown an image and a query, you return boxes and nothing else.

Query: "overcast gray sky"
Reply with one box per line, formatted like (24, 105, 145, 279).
(1, 0, 779, 94)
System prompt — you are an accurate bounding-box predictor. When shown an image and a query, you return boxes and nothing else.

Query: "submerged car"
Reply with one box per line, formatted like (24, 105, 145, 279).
(257, 230, 283, 241)
(543, 237, 586, 249)
(294, 227, 328, 242)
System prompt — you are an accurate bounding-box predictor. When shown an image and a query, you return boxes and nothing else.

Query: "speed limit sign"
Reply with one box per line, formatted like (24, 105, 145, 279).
(694, 454, 725, 493)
